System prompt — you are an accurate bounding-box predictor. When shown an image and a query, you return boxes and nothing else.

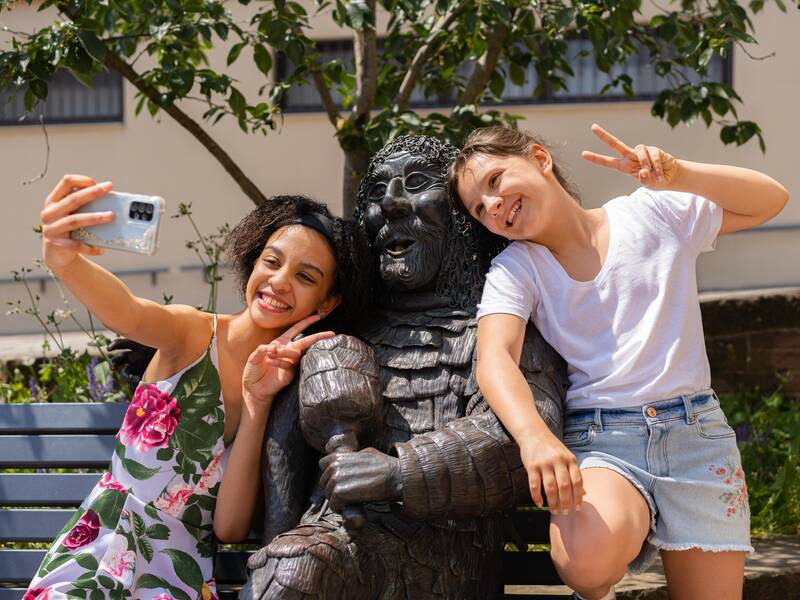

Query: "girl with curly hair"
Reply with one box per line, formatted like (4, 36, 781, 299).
(28, 176, 369, 599)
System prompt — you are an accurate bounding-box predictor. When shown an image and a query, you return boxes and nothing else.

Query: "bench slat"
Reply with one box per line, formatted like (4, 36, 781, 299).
(510, 508, 551, 543)
(0, 509, 75, 542)
(0, 435, 117, 468)
(0, 509, 261, 545)
(0, 474, 100, 506)
(0, 549, 254, 583)
(502, 552, 562, 585)
(0, 403, 127, 434)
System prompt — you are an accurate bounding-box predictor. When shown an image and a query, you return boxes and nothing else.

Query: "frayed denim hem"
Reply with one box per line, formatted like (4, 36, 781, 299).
(648, 539, 755, 554)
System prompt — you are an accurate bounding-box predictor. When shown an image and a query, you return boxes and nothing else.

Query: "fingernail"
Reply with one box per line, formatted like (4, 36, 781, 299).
(105, 211, 115, 218)
(98, 181, 112, 189)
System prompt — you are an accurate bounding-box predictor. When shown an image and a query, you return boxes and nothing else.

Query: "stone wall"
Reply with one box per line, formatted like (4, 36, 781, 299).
(702, 289, 800, 398)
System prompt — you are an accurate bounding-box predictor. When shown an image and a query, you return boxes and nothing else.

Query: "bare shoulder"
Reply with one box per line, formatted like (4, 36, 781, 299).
(157, 305, 215, 360)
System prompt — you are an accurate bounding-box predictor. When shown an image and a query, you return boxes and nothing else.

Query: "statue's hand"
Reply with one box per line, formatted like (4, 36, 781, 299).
(107, 337, 156, 387)
(319, 448, 402, 511)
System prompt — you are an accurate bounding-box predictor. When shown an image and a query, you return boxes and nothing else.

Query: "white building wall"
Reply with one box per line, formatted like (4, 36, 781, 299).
(0, 2, 797, 336)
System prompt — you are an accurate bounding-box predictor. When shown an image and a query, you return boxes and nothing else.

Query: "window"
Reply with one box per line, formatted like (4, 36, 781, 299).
(278, 39, 731, 112)
(0, 70, 123, 126)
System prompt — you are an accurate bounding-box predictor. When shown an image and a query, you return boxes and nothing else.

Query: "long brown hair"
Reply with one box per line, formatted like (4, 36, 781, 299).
(448, 127, 581, 215)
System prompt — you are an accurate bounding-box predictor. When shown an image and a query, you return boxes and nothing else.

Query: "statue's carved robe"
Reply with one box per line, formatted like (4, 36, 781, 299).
(246, 304, 566, 599)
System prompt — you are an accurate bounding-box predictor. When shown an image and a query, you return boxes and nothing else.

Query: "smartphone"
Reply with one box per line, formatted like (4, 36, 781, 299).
(70, 191, 165, 255)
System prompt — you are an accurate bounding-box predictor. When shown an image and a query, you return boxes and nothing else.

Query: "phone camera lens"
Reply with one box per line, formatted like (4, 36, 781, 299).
(145, 204, 154, 214)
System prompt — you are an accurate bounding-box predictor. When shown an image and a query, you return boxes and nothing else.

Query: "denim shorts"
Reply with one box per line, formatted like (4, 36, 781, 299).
(563, 389, 753, 572)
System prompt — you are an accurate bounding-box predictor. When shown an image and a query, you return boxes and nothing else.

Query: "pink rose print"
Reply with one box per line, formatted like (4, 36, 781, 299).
(63, 509, 100, 550)
(23, 589, 51, 600)
(710, 463, 749, 518)
(154, 481, 194, 517)
(98, 471, 128, 493)
(118, 384, 181, 452)
(152, 595, 174, 600)
(197, 450, 224, 493)
(98, 534, 135, 586)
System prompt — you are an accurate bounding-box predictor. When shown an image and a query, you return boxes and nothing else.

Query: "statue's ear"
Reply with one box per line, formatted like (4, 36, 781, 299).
(529, 144, 553, 176)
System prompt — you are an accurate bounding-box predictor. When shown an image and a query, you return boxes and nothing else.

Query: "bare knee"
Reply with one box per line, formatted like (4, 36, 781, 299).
(551, 528, 627, 591)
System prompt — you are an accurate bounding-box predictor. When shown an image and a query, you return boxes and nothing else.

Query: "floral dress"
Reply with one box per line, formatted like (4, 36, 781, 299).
(27, 319, 227, 600)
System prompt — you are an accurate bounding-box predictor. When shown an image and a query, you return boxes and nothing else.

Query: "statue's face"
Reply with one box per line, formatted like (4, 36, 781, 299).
(362, 151, 450, 291)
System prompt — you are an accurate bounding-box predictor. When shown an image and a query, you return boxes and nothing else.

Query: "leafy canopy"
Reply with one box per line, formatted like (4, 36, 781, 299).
(1, 0, 791, 208)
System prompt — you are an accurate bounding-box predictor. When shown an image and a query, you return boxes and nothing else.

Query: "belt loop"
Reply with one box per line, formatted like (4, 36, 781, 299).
(682, 395, 696, 424)
(594, 408, 603, 432)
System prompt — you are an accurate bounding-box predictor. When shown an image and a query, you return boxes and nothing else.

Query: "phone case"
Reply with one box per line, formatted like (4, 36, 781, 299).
(70, 192, 165, 255)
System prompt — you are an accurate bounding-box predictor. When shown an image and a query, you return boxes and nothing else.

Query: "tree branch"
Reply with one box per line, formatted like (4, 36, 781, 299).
(456, 18, 511, 106)
(104, 52, 267, 206)
(308, 61, 342, 128)
(351, 0, 378, 124)
(396, 1, 468, 112)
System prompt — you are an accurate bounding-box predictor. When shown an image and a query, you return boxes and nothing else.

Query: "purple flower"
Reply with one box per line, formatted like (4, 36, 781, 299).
(735, 423, 750, 442)
(28, 377, 39, 401)
(63, 509, 100, 550)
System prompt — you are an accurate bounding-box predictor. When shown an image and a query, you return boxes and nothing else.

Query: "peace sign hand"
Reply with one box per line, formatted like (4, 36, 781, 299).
(242, 314, 336, 407)
(581, 124, 679, 189)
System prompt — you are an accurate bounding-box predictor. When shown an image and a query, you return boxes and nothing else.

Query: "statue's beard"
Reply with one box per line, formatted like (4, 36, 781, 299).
(379, 242, 444, 291)
(377, 222, 446, 292)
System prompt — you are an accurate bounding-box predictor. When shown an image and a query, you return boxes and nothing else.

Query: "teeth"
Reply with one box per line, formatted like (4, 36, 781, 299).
(259, 293, 289, 309)
(507, 202, 521, 225)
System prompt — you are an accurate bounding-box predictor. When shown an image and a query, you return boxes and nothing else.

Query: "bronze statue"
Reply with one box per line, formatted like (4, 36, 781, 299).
(242, 136, 567, 599)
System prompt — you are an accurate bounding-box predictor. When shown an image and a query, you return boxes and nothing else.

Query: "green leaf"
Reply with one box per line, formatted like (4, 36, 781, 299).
(227, 41, 246, 66)
(156, 447, 174, 461)
(90, 489, 127, 528)
(66, 590, 87, 600)
(137, 536, 154, 562)
(163, 549, 204, 589)
(96, 575, 117, 589)
(132, 511, 146, 537)
(73, 552, 99, 571)
(77, 31, 107, 63)
(254, 44, 272, 77)
(145, 523, 171, 540)
(172, 351, 221, 421)
(129, 455, 162, 478)
(40, 552, 74, 576)
(89, 590, 105, 600)
(144, 503, 161, 521)
(135, 575, 192, 600)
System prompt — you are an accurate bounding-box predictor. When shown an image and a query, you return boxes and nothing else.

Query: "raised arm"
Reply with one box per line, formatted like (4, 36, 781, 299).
(582, 124, 789, 234)
(41, 175, 196, 352)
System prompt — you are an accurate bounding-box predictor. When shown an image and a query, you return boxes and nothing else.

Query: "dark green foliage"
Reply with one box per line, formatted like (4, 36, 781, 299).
(0, 0, 790, 205)
(721, 388, 800, 534)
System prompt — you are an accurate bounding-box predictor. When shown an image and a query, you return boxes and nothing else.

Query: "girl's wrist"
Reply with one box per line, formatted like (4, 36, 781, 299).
(242, 391, 274, 418)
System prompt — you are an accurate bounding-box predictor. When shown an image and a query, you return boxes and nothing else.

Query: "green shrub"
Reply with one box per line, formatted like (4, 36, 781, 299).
(721, 388, 800, 535)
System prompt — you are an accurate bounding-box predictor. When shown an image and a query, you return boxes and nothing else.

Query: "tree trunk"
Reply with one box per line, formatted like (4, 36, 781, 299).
(342, 146, 370, 218)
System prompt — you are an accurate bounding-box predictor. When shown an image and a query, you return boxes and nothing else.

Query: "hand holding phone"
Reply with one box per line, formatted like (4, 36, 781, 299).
(41, 176, 164, 272)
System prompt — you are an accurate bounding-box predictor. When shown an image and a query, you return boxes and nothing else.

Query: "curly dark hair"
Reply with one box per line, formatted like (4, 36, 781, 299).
(354, 135, 507, 312)
(225, 195, 372, 335)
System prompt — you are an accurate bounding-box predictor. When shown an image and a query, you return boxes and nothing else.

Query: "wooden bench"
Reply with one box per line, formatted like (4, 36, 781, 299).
(0, 403, 566, 599)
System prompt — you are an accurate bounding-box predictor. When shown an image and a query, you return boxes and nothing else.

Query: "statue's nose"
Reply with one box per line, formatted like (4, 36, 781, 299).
(380, 178, 412, 219)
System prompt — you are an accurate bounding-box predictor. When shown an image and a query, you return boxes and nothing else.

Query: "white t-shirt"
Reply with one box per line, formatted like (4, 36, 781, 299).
(477, 188, 724, 410)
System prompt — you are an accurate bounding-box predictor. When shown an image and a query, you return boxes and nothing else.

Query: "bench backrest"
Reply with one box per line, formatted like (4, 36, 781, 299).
(0, 403, 562, 599)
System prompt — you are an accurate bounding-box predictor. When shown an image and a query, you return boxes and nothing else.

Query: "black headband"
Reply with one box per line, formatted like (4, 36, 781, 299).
(289, 212, 337, 253)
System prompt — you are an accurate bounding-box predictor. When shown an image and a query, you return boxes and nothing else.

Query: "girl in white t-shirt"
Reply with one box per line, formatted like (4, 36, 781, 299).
(448, 124, 788, 600)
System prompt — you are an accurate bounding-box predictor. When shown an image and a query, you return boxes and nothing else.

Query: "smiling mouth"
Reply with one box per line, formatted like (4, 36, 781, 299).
(385, 239, 416, 257)
(505, 200, 522, 227)
(257, 291, 291, 312)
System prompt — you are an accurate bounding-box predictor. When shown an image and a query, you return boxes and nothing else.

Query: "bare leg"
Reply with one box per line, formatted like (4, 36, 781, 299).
(661, 549, 745, 600)
(550, 468, 650, 600)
